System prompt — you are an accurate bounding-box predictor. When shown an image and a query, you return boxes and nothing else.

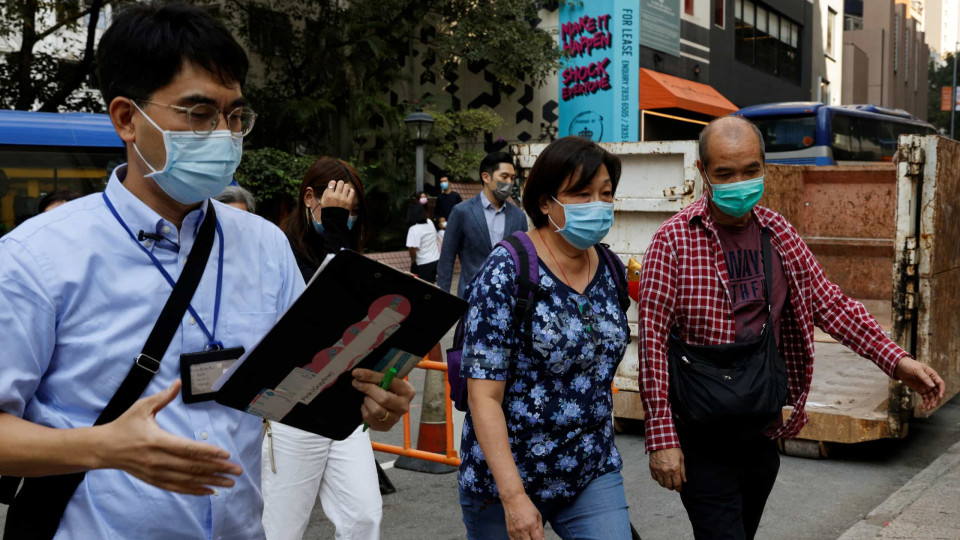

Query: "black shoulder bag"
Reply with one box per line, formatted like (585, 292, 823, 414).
(667, 227, 788, 437)
(0, 203, 218, 540)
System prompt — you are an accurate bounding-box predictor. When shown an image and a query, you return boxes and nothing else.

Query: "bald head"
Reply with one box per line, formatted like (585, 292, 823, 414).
(698, 116, 765, 170)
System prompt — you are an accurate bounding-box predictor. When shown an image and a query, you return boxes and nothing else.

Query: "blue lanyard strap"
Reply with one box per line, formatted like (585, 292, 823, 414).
(103, 192, 224, 348)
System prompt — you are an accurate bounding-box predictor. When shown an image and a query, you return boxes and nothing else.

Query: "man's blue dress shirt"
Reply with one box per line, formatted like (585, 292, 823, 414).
(0, 165, 305, 539)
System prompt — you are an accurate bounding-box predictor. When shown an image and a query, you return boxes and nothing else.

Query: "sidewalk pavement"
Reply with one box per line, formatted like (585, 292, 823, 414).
(837, 440, 960, 540)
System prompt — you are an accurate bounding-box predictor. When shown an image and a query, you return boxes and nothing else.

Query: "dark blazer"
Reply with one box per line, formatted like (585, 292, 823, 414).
(437, 193, 528, 298)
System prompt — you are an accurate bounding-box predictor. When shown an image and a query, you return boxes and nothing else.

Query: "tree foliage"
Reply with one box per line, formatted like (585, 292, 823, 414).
(234, 147, 316, 202)
(427, 106, 504, 182)
(0, 0, 124, 112)
(195, 0, 559, 157)
(928, 55, 955, 136)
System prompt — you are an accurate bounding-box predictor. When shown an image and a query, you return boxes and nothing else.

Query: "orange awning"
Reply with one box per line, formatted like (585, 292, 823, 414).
(638, 68, 738, 118)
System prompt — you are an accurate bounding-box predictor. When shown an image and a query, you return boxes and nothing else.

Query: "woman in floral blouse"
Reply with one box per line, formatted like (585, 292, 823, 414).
(458, 136, 632, 540)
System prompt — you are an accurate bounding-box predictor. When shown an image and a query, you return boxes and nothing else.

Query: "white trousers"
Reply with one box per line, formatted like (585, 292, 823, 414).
(261, 422, 382, 540)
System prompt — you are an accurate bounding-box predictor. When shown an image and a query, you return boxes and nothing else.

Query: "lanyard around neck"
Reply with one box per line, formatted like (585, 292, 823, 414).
(102, 192, 225, 350)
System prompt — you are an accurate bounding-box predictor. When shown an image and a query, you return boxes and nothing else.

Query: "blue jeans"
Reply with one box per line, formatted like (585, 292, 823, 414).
(459, 471, 632, 540)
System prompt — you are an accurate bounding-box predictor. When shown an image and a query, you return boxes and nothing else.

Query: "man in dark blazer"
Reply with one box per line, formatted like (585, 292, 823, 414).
(438, 152, 528, 297)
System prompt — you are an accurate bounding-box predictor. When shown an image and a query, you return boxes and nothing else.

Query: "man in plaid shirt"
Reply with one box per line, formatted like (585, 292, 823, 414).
(637, 116, 945, 540)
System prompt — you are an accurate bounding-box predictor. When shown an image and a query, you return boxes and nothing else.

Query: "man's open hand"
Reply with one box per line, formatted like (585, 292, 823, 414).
(100, 380, 242, 496)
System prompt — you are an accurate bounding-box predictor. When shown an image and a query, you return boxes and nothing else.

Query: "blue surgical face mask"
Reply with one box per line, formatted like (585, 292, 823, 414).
(347, 215, 358, 230)
(308, 206, 324, 234)
(132, 102, 242, 205)
(705, 173, 765, 218)
(549, 197, 615, 250)
(440, 181, 449, 190)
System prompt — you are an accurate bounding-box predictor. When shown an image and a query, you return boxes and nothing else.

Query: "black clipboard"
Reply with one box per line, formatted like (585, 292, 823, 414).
(215, 250, 467, 440)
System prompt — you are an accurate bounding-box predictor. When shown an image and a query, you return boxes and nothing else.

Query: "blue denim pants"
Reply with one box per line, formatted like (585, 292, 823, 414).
(459, 471, 632, 540)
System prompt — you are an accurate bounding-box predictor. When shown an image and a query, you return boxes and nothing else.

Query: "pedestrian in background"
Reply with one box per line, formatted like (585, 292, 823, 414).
(215, 185, 256, 213)
(263, 157, 384, 540)
(637, 116, 945, 540)
(458, 137, 632, 539)
(406, 201, 440, 283)
(37, 189, 80, 213)
(437, 152, 528, 298)
(435, 174, 462, 221)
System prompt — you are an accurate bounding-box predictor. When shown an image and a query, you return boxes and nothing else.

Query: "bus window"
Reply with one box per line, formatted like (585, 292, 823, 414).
(0, 147, 124, 236)
(751, 115, 817, 152)
(859, 117, 895, 161)
(830, 114, 860, 161)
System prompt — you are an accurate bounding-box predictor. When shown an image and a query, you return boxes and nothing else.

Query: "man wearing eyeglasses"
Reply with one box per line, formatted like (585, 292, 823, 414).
(0, 5, 413, 540)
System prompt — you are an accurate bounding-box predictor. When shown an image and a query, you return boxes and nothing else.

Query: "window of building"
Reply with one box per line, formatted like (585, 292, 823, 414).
(685, 0, 694, 16)
(715, 0, 725, 27)
(905, 28, 911, 82)
(844, 14, 863, 31)
(893, 14, 899, 73)
(248, 7, 292, 57)
(826, 8, 836, 57)
(734, 0, 801, 83)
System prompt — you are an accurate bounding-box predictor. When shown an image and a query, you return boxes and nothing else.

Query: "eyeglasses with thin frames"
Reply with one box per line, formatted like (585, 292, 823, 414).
(138, 100, 257, 138)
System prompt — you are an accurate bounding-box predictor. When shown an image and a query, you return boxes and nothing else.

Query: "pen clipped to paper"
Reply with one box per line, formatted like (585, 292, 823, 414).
(363, 367, 399, 432)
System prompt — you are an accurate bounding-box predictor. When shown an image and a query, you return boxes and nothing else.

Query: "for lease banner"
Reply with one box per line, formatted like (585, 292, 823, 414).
(558, 0, 640, 142)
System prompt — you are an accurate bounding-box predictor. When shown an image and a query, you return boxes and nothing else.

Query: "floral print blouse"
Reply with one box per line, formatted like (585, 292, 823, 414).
(457, 245, 629, 502)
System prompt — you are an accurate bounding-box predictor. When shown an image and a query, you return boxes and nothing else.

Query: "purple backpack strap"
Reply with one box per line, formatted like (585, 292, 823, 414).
(497, 231, 539, 297)
(595, 243, 631, 314)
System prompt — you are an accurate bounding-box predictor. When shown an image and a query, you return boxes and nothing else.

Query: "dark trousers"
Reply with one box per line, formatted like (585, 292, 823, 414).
(415, 260, 438, 283)
(677, 430, 780, 540)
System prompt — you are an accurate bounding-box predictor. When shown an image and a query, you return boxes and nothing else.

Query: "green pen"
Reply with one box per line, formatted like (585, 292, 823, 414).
(363, 366, 399, 432)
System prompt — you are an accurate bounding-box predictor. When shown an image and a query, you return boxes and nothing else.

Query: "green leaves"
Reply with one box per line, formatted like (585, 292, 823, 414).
(425, 106, 503, 182)
(234, 148, 317, 203)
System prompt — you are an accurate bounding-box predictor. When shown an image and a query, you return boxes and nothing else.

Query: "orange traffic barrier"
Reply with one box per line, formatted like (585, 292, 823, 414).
(370, 355, 461, 468)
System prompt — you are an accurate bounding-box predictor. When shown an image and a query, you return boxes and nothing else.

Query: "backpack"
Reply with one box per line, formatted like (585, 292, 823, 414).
(446, 231, 631, 412)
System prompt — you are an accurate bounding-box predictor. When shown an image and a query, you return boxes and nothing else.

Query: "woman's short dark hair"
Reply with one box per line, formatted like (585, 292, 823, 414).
(97, 4, 249, 106)
(521, 136, 622, 228)
(406, 202, 428, 227)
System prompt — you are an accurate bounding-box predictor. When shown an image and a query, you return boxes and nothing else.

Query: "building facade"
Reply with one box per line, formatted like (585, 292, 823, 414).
(842, 0, 930, 118)
(392, 0, 851, 159)
(924, 0, 957, 58)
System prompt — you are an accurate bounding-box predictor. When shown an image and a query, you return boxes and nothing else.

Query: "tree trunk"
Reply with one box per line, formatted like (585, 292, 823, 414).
(39, 0, 106, 112)
(14, 0, 39, 110)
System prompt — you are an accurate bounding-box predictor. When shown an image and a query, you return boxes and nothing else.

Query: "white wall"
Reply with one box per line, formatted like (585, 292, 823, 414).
(813, 0, 845, 104)
(937, 0, 959, 58)
(681, 0, 712, 29)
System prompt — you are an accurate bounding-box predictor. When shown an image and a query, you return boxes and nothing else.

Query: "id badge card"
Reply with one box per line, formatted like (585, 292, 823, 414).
(180, 346, 245, 404)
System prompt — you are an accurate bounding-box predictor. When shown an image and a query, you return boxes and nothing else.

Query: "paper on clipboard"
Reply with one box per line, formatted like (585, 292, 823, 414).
(212, 252, 338, 391)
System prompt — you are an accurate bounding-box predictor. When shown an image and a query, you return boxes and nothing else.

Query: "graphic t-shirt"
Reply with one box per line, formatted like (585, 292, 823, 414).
(715, 217, 789, 343)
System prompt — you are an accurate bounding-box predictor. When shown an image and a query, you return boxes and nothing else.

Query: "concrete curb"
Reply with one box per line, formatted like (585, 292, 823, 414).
(836, 440, 960, 540)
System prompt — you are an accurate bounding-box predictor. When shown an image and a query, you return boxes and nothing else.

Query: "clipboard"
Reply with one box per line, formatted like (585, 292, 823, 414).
(214, 249, 467, 440)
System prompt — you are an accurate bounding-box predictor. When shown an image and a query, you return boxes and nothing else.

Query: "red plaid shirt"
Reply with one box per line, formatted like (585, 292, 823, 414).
(638, 196, 907, 453)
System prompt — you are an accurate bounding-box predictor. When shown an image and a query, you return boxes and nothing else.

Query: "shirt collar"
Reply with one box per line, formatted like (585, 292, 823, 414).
(104, 164, 209, 247)
(480, 193, 505, 214)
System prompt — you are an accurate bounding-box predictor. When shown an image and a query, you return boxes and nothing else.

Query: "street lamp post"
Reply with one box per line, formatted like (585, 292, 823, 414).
(952, 42, 959, 139)
(403, 109, 435, 193)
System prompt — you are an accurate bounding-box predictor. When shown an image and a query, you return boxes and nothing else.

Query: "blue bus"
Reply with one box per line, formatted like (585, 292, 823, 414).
(0, 109, 125, 235)
(735, 102, 936, 166)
